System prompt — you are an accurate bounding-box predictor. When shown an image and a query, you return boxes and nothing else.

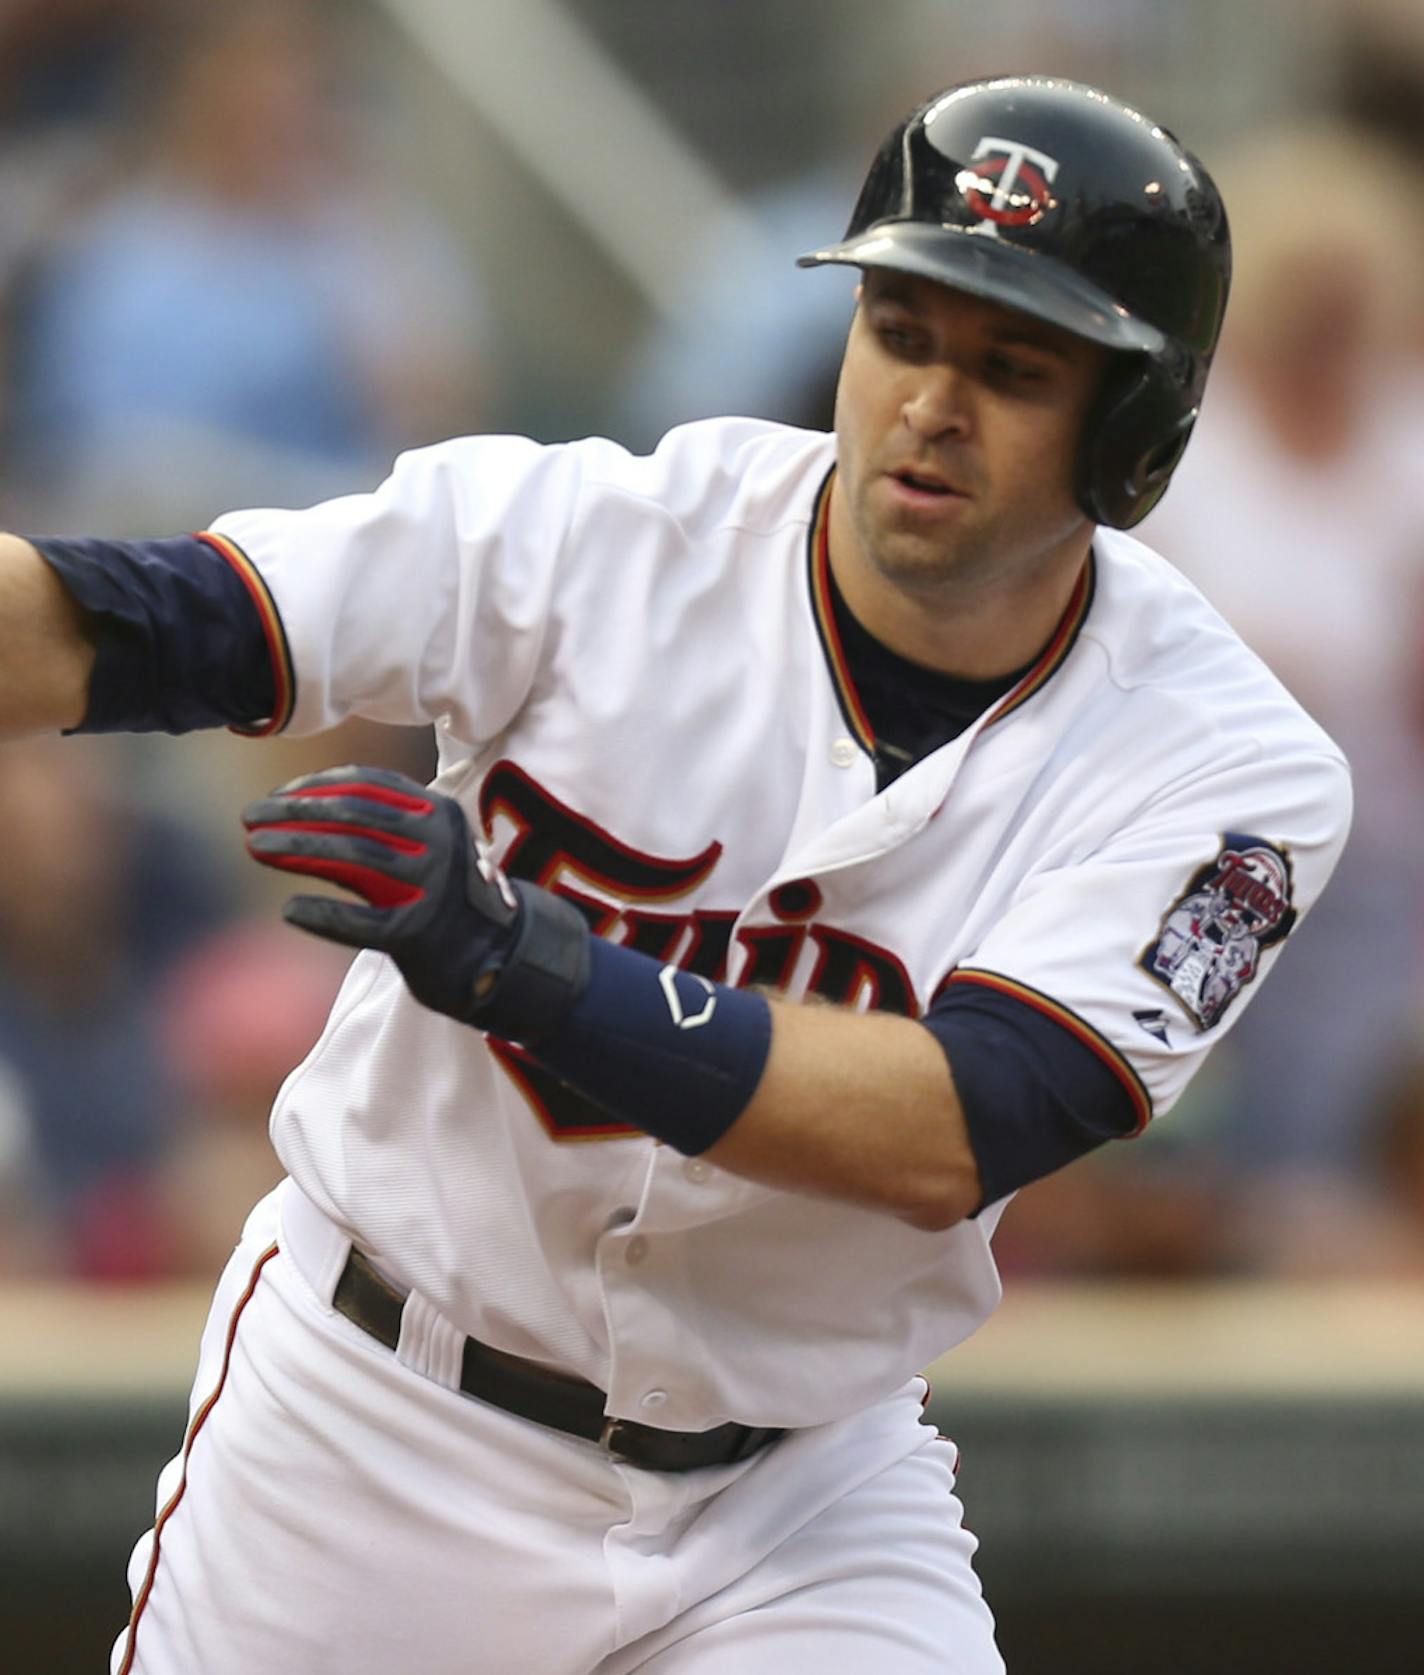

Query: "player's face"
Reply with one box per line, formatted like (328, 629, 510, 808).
(832, 271, 1108, 601)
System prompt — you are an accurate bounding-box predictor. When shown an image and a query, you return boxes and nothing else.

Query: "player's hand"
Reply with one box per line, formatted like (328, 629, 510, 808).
(242, 765, 522, 1022)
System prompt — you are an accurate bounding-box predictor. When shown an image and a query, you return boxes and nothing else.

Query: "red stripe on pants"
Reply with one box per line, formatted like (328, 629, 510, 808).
(115, 1241, 280, 1674)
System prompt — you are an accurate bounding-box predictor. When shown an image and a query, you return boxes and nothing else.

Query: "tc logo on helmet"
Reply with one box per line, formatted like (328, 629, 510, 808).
(960, 137, 1060, 232)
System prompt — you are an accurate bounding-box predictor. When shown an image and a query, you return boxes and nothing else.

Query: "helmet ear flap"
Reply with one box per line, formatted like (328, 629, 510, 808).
(1075, 357, 1200, 530)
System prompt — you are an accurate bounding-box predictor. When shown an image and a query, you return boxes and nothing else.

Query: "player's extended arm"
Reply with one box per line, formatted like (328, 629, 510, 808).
(244, 766, 982, 1230)
(705, 1003, 977, 1229)
(0, 535, 96, 734)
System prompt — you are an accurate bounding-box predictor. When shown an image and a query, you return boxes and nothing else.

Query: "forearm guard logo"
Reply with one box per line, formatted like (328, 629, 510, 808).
(1140, 834, 1296, 1029)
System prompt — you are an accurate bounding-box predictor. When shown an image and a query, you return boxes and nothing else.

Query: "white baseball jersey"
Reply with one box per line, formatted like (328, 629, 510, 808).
(209, 416, 1351, 1433)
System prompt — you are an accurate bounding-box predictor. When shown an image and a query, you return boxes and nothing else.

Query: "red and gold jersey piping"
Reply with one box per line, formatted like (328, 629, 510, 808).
(806, 468, 876, 757)
(196, 530, 296, 736)
(982, 553, 1095, 727)
(807, 467, 1096, 749)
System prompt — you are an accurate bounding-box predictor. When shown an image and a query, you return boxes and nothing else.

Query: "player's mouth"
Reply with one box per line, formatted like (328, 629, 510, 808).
(883, 467, 969, 509)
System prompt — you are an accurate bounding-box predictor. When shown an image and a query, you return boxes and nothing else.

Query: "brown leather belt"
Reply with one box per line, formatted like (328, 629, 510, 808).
(332, 1246, 784, 1472)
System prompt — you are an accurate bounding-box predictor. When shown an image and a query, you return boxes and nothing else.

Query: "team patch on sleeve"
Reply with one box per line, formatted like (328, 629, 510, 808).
(1139, 833, 1297, 1030)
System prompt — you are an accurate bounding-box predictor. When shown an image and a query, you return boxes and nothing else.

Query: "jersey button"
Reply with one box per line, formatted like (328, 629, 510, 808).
(830, 737, 858, 768)
(682, 1159, 710, 1183)
(625, 1236, 649, 1266)
(640, 1389, 668, 1410)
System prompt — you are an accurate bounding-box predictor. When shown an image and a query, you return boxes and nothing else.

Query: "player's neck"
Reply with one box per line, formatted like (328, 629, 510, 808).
(827, 498, 1094, 681)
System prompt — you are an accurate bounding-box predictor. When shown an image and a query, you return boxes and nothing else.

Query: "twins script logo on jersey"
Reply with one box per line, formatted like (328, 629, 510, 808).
(1140, 834, 1297, 1029)
(960, 136, 1061, 231)
(478, 760, 918, 1141)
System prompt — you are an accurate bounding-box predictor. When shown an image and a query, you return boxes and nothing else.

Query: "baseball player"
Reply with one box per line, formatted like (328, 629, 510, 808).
(0, 77, 1349, 1674)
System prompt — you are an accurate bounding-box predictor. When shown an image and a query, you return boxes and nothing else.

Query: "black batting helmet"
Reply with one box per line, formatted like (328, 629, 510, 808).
(798, 76, 1231, 529)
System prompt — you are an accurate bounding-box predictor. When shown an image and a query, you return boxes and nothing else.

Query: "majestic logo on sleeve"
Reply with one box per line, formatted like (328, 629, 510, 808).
(960, 137, 1061, 231)
(1140, 834, 1297, 1029)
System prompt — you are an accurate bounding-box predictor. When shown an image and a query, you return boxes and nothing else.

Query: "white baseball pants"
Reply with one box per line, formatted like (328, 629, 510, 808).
(112, 1182, 1004, 1674)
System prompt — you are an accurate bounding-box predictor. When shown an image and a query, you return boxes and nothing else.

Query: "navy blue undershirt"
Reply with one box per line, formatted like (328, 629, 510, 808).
(826, 560, 1140, 1204)
(825, 561, 1029, 791)
(32, 534, 274, 733)
(37, 531, 1142, 1202)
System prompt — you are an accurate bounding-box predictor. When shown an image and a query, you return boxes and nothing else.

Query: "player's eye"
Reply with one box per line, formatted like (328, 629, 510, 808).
(984, 350, 1046, 386)
(873, 318, 925, 357)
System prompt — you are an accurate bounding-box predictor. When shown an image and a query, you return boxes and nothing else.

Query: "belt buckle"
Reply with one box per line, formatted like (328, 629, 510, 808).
(599, 1416, 638, 1463)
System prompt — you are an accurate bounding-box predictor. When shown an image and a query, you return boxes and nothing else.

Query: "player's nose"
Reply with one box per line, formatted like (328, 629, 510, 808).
(900, 363, 973, 443)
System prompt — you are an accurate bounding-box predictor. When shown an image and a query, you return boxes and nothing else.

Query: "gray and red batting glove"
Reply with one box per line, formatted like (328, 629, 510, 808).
(242, 765, 589, 1039)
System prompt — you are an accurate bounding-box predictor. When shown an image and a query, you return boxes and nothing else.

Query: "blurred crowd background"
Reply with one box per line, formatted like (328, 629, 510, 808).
(1, 0, 1423, 1288)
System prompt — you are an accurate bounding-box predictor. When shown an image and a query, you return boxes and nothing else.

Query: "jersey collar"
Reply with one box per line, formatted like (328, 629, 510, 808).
(808, 470, 876, 755)
(807, 467, 1095, 750)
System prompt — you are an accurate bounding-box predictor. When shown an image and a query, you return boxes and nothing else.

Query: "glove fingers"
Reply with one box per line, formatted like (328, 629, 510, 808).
(246, 829, 427, 909)
(259, 764, 436, 811)
(246, 824, 426, 872)
(243, 793, 426, 844)
(281, 892, 398, 951)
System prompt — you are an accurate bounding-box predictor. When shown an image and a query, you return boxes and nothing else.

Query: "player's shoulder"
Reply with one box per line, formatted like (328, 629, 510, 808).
(357, 419, 834, 552)
(568, 417, 837, 539)
(1087, 527, 1349, 775)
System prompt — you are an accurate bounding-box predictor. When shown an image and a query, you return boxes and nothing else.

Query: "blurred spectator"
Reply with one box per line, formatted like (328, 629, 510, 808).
(0, 1, 179, 451)
(0, 1, 169, 138)
(1228, 1028, 1424, 1279)
(992, 1153, 1238, 1280)
(1337, 0, 1424, 182)
(0, 737, 233, 1279)
(153, 921, 348, 1280)
(0, 1060, 60, 1275)
(3, 0, 494, 531)
(1140, 123, 1424, 1225)
(1369, 1030, 1424, 1269)
(992, 1052, 1242, 1279)
(614, 162, 858, 450)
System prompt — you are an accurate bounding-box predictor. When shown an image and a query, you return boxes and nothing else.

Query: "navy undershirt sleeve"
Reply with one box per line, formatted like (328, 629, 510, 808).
(921, 982, 1140, 1210)
(30, 535, 277, 734)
